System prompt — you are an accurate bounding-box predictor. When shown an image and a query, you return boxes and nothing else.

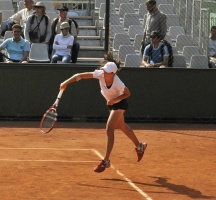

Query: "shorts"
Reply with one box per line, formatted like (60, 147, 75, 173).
(108, 99, 128, 111)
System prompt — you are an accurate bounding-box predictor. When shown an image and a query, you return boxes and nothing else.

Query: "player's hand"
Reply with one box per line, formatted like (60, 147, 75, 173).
(107, 100, 114, 106)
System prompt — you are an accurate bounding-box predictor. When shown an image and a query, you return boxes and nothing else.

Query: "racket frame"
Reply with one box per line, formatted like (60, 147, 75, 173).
(40, 89, 64, 133)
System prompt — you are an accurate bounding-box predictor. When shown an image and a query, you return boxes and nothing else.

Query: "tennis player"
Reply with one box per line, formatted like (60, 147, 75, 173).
(60, 52, 147, 173)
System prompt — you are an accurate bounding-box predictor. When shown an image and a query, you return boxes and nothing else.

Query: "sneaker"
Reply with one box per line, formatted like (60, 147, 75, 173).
(94, 160, 110, 173)
(135, 142, 147, 162)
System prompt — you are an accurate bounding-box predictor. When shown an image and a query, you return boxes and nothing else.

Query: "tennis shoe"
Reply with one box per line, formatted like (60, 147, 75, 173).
(135, 142, 147, 162)
(94, 160, 110, 173)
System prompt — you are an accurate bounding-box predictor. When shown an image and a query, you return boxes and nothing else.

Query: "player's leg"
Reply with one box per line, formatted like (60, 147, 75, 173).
(117, 114, 147, 162)
(94, 109, 123, 173)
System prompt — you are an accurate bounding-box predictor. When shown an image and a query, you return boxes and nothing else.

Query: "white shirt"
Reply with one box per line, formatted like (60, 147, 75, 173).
(53, 34, 74, 56)
(93, 70, 125, 101)
(11, 8, 34, 28)
(209, 37, 216, 56)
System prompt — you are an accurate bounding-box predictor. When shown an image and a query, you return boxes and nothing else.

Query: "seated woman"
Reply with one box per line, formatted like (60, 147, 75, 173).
(51, 22, 74, 63)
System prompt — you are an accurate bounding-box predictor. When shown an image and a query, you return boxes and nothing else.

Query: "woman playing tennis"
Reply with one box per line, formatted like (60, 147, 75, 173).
(60, 52, 147, 173)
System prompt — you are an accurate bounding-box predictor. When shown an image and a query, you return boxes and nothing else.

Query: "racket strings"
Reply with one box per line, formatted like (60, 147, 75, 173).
(41, 110, 57, 133)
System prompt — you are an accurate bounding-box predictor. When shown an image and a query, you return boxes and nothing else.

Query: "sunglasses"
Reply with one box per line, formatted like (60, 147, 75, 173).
(35, 6, 43, 9)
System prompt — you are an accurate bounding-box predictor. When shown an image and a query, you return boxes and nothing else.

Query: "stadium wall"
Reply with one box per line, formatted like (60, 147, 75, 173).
(1, 64, 216, 123)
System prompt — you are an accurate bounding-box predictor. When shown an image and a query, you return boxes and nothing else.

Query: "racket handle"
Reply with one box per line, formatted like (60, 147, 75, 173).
(57, 89, 64, 99)
(54, 89, 64, 106)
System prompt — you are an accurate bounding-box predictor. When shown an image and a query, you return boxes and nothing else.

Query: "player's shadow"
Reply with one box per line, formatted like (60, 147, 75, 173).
(102, 177, 215, 199)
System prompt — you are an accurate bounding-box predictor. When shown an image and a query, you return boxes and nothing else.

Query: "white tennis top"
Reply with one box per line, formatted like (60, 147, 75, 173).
(93, 70, 125, 101)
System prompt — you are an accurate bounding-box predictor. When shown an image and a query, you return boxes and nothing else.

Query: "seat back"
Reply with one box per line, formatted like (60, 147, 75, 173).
(110, 25, 125, 39)
(166, 14, 180, 30)
(0, 1, 13, 10)
(119, 3, 135, 19)
(128, 25, 144, 40)
(4, 31, 13, 40)
(172, 54, 187, 68)
(175, 34, 196, 52)
(29, 43, 50, 62)
(124, 54, 142, 67)
(123, 13, 140, 29)
(183, 46, 201, 64)
(118, 45, 136, 62)
(114, 0, 129, 11)
(188, 55, 209, 69)
(113, 33, 131, 51)
(158, 4, 175, 14)
(133, 34, 143, 52)
(138, 3, 148, 19)
(168, 26, 185, 40)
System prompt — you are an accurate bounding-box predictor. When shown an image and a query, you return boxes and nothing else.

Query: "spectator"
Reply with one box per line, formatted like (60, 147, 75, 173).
(51, 22, 74, 63)
(24, 2, 51, 45)
(142, 31, 169, 68)
(209, 25, 216, 68)
(1, 0, 35, 37)
(141, 0, 167, 56)
(49, 5, 80, 63)
(0, 24, 30, 63)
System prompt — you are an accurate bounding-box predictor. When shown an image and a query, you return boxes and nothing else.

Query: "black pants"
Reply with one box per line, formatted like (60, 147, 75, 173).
(71, 41, 80, 63)
(49, 41, 80, 63)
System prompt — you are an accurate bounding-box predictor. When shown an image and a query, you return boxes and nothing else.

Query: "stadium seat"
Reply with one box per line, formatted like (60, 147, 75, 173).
(128, 25, 144, 40)
(118, 45, 136, 63)
(123, 13, 140, 30)
(118, 3, 135, 20)
(183, 46, 201, 64)
(168, 26, 185, 40)
(114, 0, 129, 11)
(0, 1, 13, 10)
(158, 4, 175, 14)
(110, 25, 125, 39)
(124, 54, 142, 67)
(28, 43, 50, 63)
(137, 3, 148, 19)
(175, 34, 196, 53)
(133, 34, 143, 53)
(188, 55, 209, 69)
(172, 54, 187, 68)
(112, 33, 131, 51)
(4, 31, 13, 40)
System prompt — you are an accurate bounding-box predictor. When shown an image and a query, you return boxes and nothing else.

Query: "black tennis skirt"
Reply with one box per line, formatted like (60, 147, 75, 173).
(108, 99, 128, 111)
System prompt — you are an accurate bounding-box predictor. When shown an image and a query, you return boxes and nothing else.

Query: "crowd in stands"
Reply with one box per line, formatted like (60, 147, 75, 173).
(0, 0, 215, 68)
(0, 1, 79, 64)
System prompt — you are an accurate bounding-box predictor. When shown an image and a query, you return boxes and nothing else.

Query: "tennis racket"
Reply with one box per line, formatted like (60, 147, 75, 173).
(40, 89, 64, 133)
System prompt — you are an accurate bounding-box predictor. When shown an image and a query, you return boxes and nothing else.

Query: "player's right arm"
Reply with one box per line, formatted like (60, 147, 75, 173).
(60, 72, 94, 90)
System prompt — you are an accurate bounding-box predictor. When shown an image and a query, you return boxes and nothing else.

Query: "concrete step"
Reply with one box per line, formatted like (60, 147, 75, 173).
(79, 46, 105, 58)
(79, 25, 97, 36)
(77, 35, 104, 46)
(77, 57, 103, 63)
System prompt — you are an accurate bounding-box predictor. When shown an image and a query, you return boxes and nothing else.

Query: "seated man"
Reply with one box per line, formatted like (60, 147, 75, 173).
(142, 31, 169, 68)
(51, 22, 74, 63)
(0, 24, 30, 63)
(1, 0, 34, 37)
(209, 25, 216, 68)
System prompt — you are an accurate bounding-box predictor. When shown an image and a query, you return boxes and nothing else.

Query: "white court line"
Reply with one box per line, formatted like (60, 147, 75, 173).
(91, 149, 153, 200)
(0, 147, 153, 199)
(0, 147, 90, 151)
(0, 159, 97, 163)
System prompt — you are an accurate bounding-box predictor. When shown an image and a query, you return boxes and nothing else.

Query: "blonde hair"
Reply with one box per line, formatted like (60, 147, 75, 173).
(100, 52, 121, 71)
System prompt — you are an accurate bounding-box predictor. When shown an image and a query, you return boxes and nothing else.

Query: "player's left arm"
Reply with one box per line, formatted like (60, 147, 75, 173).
(60, 72, 94, 90)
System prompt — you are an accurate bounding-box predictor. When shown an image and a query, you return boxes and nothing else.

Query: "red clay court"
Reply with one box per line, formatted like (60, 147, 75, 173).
(0, 121, 215, 200)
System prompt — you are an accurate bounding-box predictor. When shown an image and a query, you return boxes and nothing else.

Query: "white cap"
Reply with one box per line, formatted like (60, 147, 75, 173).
(102, 62, 118, 73)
